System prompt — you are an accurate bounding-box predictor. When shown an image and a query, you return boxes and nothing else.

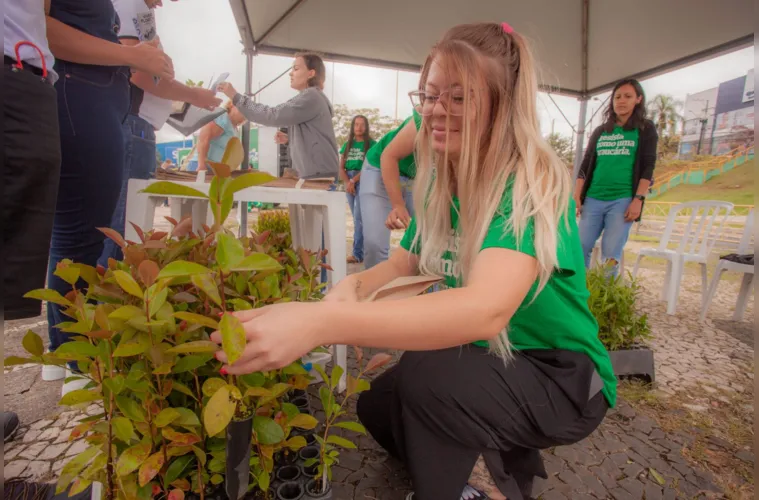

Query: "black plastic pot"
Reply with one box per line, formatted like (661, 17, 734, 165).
(275, 465, 301, 483)
(290, 396, 310, 414)
(247, 488, 276, 499)
(226, 417, 254, 500)
(608, 346, 655, 384)
(288, 389, 307, 400)
(297, 445, 319, 463)
(299, 463, 318, 478)
(304, 479, 332, 500)
(290, 429, 316, 447)
(275, 481, 304, 500)
(274, 449, 299, 467)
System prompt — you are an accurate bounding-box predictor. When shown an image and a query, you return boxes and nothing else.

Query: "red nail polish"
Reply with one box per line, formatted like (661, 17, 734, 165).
(220, 367, 227, 375)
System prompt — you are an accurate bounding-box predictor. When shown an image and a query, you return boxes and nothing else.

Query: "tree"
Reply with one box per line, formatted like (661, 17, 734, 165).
(648, 94, 683, 138)
(332, 104, 404, 147)
(546, 132, 574, 168)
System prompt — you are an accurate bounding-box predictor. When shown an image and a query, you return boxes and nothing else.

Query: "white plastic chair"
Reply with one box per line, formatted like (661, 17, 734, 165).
(700, 210, 754, 321)
(632, 201, 734, 315)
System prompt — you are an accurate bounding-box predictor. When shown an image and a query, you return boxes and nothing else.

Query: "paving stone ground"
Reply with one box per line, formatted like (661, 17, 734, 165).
(4, 205, 753, 499)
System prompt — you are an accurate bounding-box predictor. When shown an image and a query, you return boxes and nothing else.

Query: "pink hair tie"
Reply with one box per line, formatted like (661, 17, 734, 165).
(501, 22, 514, 34)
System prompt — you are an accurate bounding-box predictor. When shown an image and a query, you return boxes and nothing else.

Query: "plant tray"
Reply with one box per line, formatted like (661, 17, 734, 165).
(608, 346, 655, 384)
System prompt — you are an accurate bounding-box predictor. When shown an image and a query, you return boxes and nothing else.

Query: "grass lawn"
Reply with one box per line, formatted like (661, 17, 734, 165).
(653, 163, 755, 206)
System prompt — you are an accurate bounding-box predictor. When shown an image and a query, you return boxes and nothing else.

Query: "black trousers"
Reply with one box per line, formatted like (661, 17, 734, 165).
(357, 346, 609, 500)
(2, 64, 61, 320)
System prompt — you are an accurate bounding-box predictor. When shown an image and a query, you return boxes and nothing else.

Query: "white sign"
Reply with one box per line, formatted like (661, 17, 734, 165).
(742, 69, 754, 103)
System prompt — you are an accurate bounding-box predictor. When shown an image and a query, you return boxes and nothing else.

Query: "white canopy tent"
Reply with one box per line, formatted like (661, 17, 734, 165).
(228, 0, 753, 176)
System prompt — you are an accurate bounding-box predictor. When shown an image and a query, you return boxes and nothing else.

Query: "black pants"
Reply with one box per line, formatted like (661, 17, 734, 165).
(357, 346, 609, 500)
(2, 64, 61, 320)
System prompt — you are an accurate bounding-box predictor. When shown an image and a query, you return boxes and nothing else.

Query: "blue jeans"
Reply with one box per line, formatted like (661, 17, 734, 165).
(47, 62, 130, 351)
(579, 197, 634, 274)
(345, 170, 363, 261)
(99, 114, 157, 265)
(358, 162, 414, 269)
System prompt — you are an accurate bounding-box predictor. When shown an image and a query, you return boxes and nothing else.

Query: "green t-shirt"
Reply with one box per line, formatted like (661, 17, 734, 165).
(399, 186, 617, 407)
(339, 140, 375, 171)
(365, 109, 422, 179)
(586, 126, 639, 201)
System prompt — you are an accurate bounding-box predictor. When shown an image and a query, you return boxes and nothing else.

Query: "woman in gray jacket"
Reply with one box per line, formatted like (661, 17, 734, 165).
(218, 53, 339, 179)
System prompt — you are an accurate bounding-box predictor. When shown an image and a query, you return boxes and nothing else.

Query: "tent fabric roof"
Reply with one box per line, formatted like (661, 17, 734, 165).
(229, 0, 753, 97)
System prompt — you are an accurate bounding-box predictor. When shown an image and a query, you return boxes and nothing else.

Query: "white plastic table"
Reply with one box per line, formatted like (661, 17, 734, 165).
(124, 178, 348, 391)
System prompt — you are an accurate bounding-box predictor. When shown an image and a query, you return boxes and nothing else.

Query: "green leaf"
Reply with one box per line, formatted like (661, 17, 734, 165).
(113, 270, 143, 298)
(284, 435, 307, 450)
(346, 375, 371, 395)
(173, 312, 219, 330)
(147, 286, 168, 318)
(239, 372, 266, 388)
(104, 375, 126, 396)
(59, 389, 100, 406)
(4, 356, 35, 367)
(257, 469, 270, 491)
(319, 385, 333, 420)
(330, 365, 345, 390)
(191, 273, 222, 306)
(219, 313, 245, 365)
(224, 172, 276, 197)
(56, 445, 100, 494)
(289, 414, 318, 430)
(113, 334, 151, 358)
(166, 340, 219, 354)
(211, 474, 224, 485)
(156, 261, 213, 280)
(174, 408, 201, 427)
(115, 395, 147, 423)
(203, 386, 234, 437)
(53, 341, 98, 359)
(231, 253, 283, 272)
(171, 381, 197, 399)
(649, 468, 665, 485)
(326, 435, 357, 449)
(165, 455, 194, 486)
(54, 263, 80, 286)
(22, 331, 44, 357)
(192, 446, 207, 466)
(333, 421, 367, 434)
(283, 361, 308, 376)
(173, 353, 213, 373)
(281, 403, 299, 420)
(253, 416, 285, 445)
(24, 288, 73, 307)
(140, 181, 208, 199)
(116, 442, 152, 477)
(112, 417, 137, 443)
(138, 451, 165, 486)
(202, 377, 227, 398)
(245, 387, 272, 398)
(109, 305, 144, 321)
(155, 408, 182, 427)
(228, 298, 253, 311)
(313, 363, 330, 389)
(215, 233, 245, 272)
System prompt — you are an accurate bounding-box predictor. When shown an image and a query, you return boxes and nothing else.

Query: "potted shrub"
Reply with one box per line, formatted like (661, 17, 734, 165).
(586, 264, 654, 383)
(4, 164, 326, 500)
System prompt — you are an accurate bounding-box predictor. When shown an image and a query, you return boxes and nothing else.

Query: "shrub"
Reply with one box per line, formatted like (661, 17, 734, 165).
(586, 265, 651, 351)
(255, 210, 291, 252)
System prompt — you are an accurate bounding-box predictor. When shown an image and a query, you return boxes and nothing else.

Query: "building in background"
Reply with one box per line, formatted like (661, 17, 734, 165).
(679, 69, 754, 157)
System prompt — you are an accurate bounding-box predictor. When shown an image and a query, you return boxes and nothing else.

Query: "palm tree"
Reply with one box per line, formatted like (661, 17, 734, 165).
(648, 94, 683, 137)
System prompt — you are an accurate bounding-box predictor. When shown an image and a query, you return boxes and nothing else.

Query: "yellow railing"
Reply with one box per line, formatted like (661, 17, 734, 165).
(654, 143, 754, 187)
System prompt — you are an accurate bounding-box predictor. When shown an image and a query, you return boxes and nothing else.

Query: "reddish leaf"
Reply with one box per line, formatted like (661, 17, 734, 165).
(138, 260, 160, 287)
(172, 217, 193, 238)
(364, 353, 392, 373)
(70, 420, 96, 440)
(150, 231, 168, 241)
(166, 445, 193, 458)
(96, 265, 106, 276)
(143, 240, 167, 250)
(129, 222, 146, 243)
(162, 428, 201, 446)
(170, 479, 191, 491)
(164, 216, 179, 226)
(138, 451, 165, 487)
(123, 247, 147, 268)
(98, 227, 126, 248)
(152, 485, 162, 496)
(353, 346, 364, 366)
(168, 489, 185, 500)
(82, 329, 114, 340)
(115, 442, 152, 476)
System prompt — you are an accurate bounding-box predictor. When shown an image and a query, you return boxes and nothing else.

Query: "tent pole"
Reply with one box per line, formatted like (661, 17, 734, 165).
(572, 98, 588, 179)
(239, 48, 255, 237)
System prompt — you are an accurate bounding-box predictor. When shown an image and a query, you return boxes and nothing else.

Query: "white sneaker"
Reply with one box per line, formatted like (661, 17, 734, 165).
(41, 364, 65, 381)
(61, 368, 91, 397)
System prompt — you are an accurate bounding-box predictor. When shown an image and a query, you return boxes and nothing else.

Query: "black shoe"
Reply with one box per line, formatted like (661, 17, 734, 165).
(3, 411, 20, 443)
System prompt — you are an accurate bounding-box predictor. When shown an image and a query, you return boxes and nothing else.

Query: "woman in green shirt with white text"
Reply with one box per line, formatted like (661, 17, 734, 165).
(339, 115, 375, 263)
(212, 22, 615, 500)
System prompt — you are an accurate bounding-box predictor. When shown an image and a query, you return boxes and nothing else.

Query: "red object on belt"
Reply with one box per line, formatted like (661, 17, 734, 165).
(13, 40, 48, 78)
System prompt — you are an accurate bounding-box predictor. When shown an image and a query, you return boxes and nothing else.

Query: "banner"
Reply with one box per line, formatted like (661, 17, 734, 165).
(742, 69, 754, 103)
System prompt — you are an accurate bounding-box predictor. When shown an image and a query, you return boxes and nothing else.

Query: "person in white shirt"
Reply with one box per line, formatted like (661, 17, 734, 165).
(99, 0, 221, 264)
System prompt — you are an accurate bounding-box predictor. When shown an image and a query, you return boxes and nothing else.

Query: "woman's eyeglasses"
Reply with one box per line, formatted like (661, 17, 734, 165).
(408, 90, 466, 116)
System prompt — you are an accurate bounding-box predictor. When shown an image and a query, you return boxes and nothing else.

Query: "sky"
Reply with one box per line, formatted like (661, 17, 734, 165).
(153, 0, 754, 145)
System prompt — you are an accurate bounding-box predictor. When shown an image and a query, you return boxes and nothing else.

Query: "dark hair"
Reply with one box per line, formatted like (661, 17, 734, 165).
(602, 78, 647, 132)
(294, 52, 326, 88)
(341, 115, 372, 163)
